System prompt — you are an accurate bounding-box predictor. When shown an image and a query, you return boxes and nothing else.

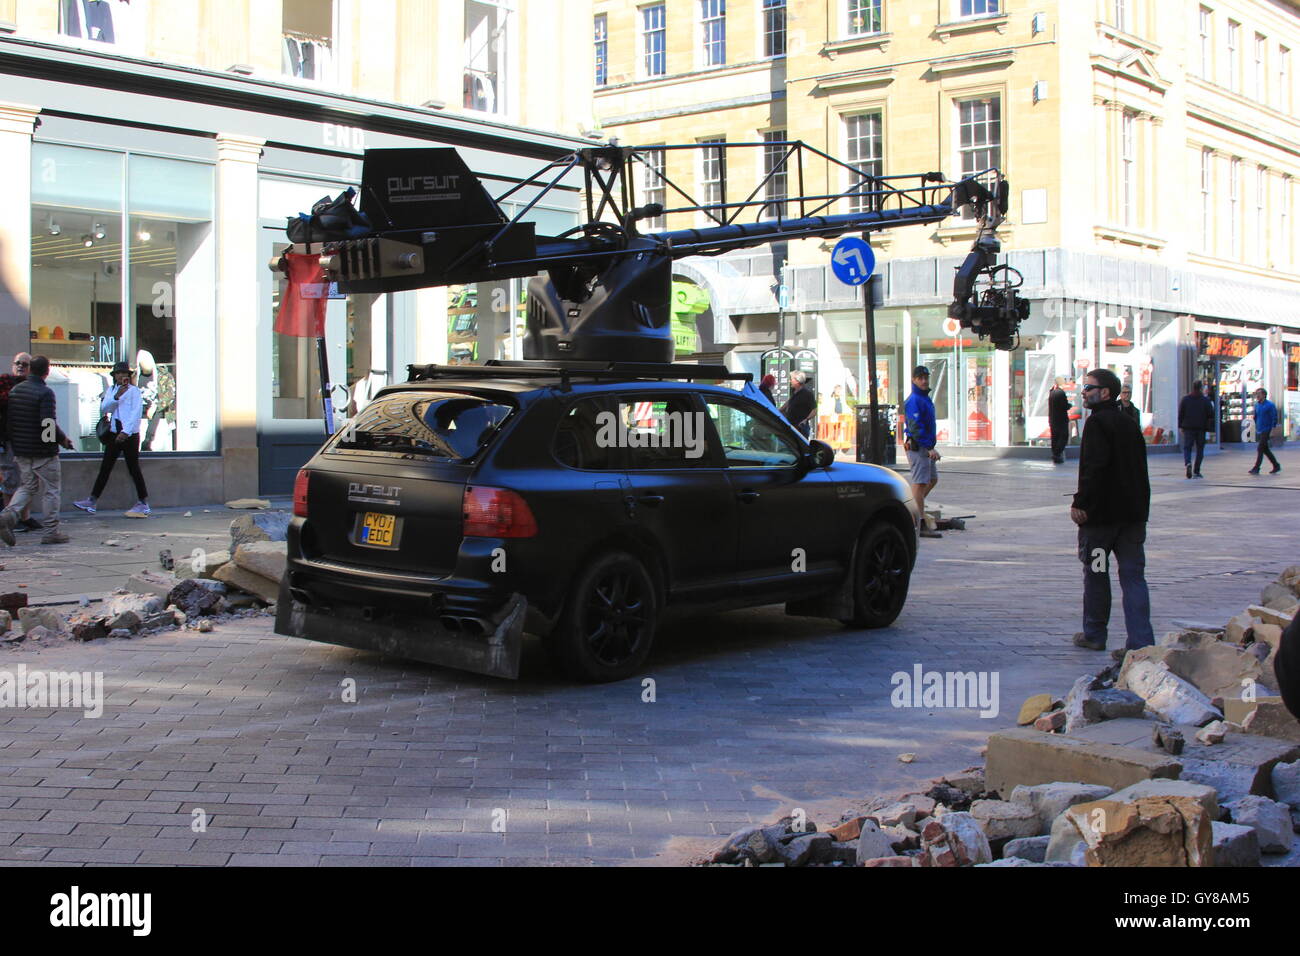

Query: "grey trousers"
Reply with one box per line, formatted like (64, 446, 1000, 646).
(1077, 521, 1154, 649)
(4, 455, 61, 533)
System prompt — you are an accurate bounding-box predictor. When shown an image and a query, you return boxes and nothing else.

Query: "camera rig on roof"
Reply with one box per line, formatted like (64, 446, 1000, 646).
(273, 141, 1027, 360)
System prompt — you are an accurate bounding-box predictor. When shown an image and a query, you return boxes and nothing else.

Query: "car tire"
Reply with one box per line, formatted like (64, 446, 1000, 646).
(844, 522, 911, 628)
(548, 551, 658, 683)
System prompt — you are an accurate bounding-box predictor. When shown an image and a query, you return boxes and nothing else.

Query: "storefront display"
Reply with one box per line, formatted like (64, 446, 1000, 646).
(1197, 330, 1265, 443)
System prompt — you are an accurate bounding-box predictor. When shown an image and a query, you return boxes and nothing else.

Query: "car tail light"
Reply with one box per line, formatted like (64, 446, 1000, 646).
(462, 485, 537, 538)
(293, 469, 310, 518)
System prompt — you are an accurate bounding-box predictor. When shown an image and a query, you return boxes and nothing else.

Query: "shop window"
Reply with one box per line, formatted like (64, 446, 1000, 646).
(464, 0, 512, 114)
(30, 145, 216, 453)
(282, 0, 334, 83)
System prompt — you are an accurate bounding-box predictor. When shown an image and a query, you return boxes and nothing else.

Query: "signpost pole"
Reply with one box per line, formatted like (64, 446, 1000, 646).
(863, 271, 881, 464)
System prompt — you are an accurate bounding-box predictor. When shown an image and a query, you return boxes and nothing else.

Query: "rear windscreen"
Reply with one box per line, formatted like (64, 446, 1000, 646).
(333, 392, 512, 460)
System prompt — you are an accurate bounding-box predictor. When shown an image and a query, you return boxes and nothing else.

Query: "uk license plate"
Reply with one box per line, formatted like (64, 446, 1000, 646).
(359, 511, 397, 548)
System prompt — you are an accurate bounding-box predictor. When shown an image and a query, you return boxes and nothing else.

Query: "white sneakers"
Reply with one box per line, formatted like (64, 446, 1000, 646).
(125, 501, 151, 518)
(73, 498, 97, 514)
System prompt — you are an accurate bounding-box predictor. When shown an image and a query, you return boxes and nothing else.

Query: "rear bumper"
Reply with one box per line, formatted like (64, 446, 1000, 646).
(274, 562, 527, 679)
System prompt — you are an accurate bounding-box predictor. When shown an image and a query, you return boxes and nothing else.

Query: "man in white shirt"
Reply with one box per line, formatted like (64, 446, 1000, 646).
(73, 361, 151, 517)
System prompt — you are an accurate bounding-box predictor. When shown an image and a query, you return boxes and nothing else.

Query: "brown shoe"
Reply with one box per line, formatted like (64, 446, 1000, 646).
(1072, 632, 1106, 651)
(919, 528, 943, 539)
(40, 532, 70, 545)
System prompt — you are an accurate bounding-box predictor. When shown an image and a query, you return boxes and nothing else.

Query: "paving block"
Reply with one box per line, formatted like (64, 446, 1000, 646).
(986, 727, 1181, 798)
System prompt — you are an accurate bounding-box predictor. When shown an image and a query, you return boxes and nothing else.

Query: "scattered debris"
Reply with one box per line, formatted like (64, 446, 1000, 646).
(897, 753, 915, 763)
(225, 498, 272, 510)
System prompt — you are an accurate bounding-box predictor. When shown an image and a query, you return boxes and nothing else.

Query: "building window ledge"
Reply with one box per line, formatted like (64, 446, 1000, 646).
(1093, 224, 1166, 250)
(596, 58, 780, 94)
(933, 15, 1009, 43)
(928, 48, 1016, 76)
(1095, 22, 1161, 58)
(932, 222, 1012, 246)
(819, 233, 893, 253)
(1187, 251, 1300, 283)
(822, 32, 892, 59)
(814, 66, 897, 93)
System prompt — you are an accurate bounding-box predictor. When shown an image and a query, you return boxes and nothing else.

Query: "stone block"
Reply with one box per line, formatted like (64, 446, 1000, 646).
(18, 606, 67, 635)
(970, 799, 1041, 841)
(1119, 658, 1221, 725)
(920, 811, 991, 867)
(1058, 796, 1213, 867)
(1272, 760, 1300, 809)
(986, 727, 1181, 798)
(234, 541, 287, 582)
(1003, 835, 1051, 863)
(175, 548, 232, 580)
(126, 570, 180, 600)
(1009, 782, 1114, 833)
(1036, 710, 1066, 732)
(1211, 821, 1261, 867)
(1224, 795, 1293, 854)
(212, 562, 280, 603)
(854, 819, 895, 865)
(229, 511, 290, 552)
(1105, 779, 1220, 821)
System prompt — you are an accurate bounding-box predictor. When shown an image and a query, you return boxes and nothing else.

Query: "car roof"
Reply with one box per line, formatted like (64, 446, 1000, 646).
(374, 377, 752, 402)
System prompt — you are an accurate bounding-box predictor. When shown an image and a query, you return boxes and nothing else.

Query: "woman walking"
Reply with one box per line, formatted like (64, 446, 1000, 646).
(74, 361, 150, 517)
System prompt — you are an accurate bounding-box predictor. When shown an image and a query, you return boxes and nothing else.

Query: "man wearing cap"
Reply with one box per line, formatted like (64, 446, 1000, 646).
(0, 355, 74, 546)
(74, 360, 151, 517)
(903, 365, 942, 539)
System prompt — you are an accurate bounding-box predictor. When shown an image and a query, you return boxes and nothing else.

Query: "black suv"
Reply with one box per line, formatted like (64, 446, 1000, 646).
(276, 362, 918, 682)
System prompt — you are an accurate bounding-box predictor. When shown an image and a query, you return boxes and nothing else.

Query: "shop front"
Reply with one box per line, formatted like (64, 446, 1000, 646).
(1286, 338, 1300, 440)
(1195, 328, 1268, 444)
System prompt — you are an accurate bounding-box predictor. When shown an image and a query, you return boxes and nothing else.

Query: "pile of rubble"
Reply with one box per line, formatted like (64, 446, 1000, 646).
(707, 565, 1300, 867)
(0, 511, 289, 646)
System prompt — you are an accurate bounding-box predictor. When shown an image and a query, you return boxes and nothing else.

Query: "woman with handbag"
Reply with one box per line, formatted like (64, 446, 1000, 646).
(73, 361, 151, 517)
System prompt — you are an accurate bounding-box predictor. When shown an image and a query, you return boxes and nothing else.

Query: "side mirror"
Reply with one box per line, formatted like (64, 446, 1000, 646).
(806, 439, 835, 469)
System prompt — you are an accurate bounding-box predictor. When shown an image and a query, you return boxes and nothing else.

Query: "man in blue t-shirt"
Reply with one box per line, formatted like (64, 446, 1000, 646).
(903, 365, 941, 539)
(1247, 387, 1280, 475)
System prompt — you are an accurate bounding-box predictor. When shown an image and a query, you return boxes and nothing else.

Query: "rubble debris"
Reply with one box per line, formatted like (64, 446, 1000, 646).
(969, 799, 1040, 841)
(1003, 835, 1050, 863)
(125, 570, 180, 601)
(869, 802, 918, 828)
(0, 609, 9, 634)
(166, 578, 225, 618)
(1152, 723, 1185, 756)
(158, 549, 174, 571)
(229, 511, 290, 551)
(825, 817, 864, 842)
(919, 812, 992, 867)
(176, 548, 231, 581)
(1229, 697, 1300, 743)
(1052, 795, 1213, 867)
(197, 619, 214, 633)
(213, 563, 279, 603)
(1195, 720, 1228, 745)
(0, 591, 28, 613)
(1035, 710, 1066, 733)
(897, 753, 915, 763)
(1105, 779, 1221, 821)
(1119, 658, 1222, 726)
(855, 820, 896, 864)
(233, 541, 287, 582)
(225, 498, 272, 510)
(1224, 795, 1294, 854)
(986, 727, 1181, 796)
(862, 856, 917, 867)
(1009, 782, 1113, 832)
(1211, 822, 1261, 867)
(24, 625, 51, 642)
(1018, 693, 1054, 725)
(18, 607, 67, 636)
(1273, 759, 1300, 809)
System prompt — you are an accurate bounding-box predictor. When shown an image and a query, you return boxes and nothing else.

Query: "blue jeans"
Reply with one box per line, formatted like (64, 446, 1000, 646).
(1078, 522, 1154, 649)
(1180, 429, 1206, 472)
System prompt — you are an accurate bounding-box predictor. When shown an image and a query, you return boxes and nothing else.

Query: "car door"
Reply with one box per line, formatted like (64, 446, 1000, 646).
(702, 393, 840, 593)
(615, 390, 738, 602)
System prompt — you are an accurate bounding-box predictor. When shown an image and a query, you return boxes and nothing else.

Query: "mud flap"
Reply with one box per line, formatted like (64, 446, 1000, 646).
(783, 551, 857, 622)
(275, 584, 528, 679)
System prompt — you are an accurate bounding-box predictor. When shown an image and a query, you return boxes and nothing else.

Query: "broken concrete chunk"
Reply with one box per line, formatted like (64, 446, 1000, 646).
(1010, 782, 1114, 833)
(986, 727, 1181, 797)
(1195, 720, 1228, 745)
(1211, 821, 1261, 867)
(1119, 658, 1222, 726)
(233, 541, 287, 582)
(920, 811, 992, 867)
(166, 578, 225, 617)
(775, 832, 833, 866)
(1240, 699, 1300, 743)
(1061, 796, 1213, 867)
(1272, 760, 1300, 809)
(855, 819, 896, 865)
(1106, 779, 1221, 822)
(1018, 693, 1055, 726)
(212, 563, 280, 603)
(229, 512, 290, 551)
(1224, 795, 1294, 854)
(17, 606, 67, 636)
(1003, 835, 1051, 863)
(882, 824, 920, 853)
(969, 799, 1040, 841)
(1035, 710, 1066, 732)
(861, 855, 918, 867)
(869, 802, 918, 828)
(1261, 581, 1299, 611)
(225, 498, 272, 510)
(125, 570, 180, 600)
(1152, 723, 1185, 756)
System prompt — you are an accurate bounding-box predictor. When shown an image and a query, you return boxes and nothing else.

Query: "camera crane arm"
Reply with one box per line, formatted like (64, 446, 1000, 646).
(274, 142, 1025, 361)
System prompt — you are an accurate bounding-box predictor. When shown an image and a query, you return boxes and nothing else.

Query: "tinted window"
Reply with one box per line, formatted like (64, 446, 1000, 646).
(554, 397, 620, 470)
(705, 398, 800, 467)
(619, 395, 713, 469)
(335, 391, 511, 459)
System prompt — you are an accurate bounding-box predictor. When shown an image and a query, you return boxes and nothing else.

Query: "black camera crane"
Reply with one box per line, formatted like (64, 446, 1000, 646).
(275, 141, 1027, 364)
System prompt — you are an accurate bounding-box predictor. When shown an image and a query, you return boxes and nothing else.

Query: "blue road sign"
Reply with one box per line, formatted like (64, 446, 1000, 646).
(830, 236, 875, 286)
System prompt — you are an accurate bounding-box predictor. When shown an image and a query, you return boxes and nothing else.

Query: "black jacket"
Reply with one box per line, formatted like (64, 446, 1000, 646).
(1048, 387, 1071, 431)
(1073, 399, 1150, 526)
(781, 386, 816, 429)
(1178, 393, 1216, 431)
(1278, 614, 1300, 721)
(1120, 401, 1141, 427)
(5, 375, 68, 458)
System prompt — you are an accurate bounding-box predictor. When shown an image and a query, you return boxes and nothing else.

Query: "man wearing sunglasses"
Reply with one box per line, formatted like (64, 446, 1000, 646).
(1070, 368, 1153, 657)
(0, 353, 42, 533)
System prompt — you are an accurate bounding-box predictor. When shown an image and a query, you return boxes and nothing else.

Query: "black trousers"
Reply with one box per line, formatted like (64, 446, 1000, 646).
(92, 431, 149, 500)
(1253, 435, 1280, 471)
(1049, 425, 1067, 460)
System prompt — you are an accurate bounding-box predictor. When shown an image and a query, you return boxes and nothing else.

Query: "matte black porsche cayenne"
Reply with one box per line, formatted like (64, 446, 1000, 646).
(276, 362, 918, 683)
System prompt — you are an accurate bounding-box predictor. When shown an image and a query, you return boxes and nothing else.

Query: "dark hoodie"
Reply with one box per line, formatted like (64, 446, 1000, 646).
(1072, 398, 1150, 526)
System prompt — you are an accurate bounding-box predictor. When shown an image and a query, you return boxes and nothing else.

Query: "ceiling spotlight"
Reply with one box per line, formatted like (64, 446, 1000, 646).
(81, 234, 94, 248)
(48, 218, 61, 236)
(137, 228, 151, 242)
(92, 223, 106, 240)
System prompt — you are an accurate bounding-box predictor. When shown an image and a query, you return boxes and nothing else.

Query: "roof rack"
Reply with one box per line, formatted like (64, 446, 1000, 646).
(406, 359, 751, 391)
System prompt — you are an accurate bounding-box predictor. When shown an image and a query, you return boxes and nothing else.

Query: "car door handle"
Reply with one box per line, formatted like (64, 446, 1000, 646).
(736, 490, 761, 503)
(636, 494, 665, 507)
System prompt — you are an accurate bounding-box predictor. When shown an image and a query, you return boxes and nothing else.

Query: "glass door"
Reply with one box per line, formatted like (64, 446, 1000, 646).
(960, 349, 995, 444)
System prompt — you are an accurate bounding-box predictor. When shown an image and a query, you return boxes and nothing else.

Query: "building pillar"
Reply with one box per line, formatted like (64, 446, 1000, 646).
(0, 101, 39, 363)
(215, 132, 265, 499)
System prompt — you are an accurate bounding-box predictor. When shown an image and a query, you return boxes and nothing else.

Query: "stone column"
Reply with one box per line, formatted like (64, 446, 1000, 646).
(0, 101, 39, 363)
(215, 133, 265, 500)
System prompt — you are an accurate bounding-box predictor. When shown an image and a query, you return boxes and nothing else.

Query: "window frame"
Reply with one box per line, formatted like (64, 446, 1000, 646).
(594, 13, 609, 87)
(699, 0, 727, 69)
(843, 111, 884, 215)
(701, 395, 803, 470)
(640, 2, 668, 78)
(1198, 6, 1213, 81)
(957, 0, 999, 19)
(617, 391, 723, 471)
(1254, 32, 1267, 101)
(639, 146, 668, 231)
(1226, 19, 1240, 92)
(847, 0, 883, 37)
(698, 137, 727, 225)
(1120, 110, 1137, 228)
(761, 130, 789, 220)
(761, 0, 787, 58)
(551, 394, 624, 472)
(1200, 147, 1214, 253)
(1228, 156, 1241, 257)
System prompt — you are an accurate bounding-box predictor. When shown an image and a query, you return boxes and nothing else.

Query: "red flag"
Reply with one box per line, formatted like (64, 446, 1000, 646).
(274, 252, 328, 338)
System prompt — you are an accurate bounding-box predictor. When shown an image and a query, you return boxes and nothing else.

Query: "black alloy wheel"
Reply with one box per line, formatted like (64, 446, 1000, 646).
(550, 551, 658, 682)
(847, 522, 911, 628)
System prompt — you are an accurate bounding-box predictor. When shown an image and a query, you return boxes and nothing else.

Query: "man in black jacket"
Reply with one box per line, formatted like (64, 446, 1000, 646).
(1048, 377, 1071, 463)
(781, 371, 817, 439)
(1070, 368, 1153, 654)
(1177, 381, 1215, 479)
(0, 356, 74, 546)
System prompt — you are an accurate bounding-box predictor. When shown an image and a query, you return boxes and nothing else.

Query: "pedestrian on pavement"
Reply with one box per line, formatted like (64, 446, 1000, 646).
(1070, 368, 1154, 655)
(759, 373, 776, 406)
(0, 355, 74, 547)
(1247, 387, 1281, 475)
(1177, 380, 1215, 479)
(781, 371, 817, 439)
(0, 352, 42, 533)
(1118, 385, 1141, 429)
(1048, 376, 1071, 464)
(74, 360, 151, 517)
(904, 365, 942, 539)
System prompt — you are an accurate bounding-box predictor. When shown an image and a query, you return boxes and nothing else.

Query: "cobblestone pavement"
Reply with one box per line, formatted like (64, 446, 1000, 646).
(0, 443, 1296, 866)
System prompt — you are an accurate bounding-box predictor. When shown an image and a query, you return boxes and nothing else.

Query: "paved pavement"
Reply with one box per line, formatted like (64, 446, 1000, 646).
(0, 443, 1296, 866)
